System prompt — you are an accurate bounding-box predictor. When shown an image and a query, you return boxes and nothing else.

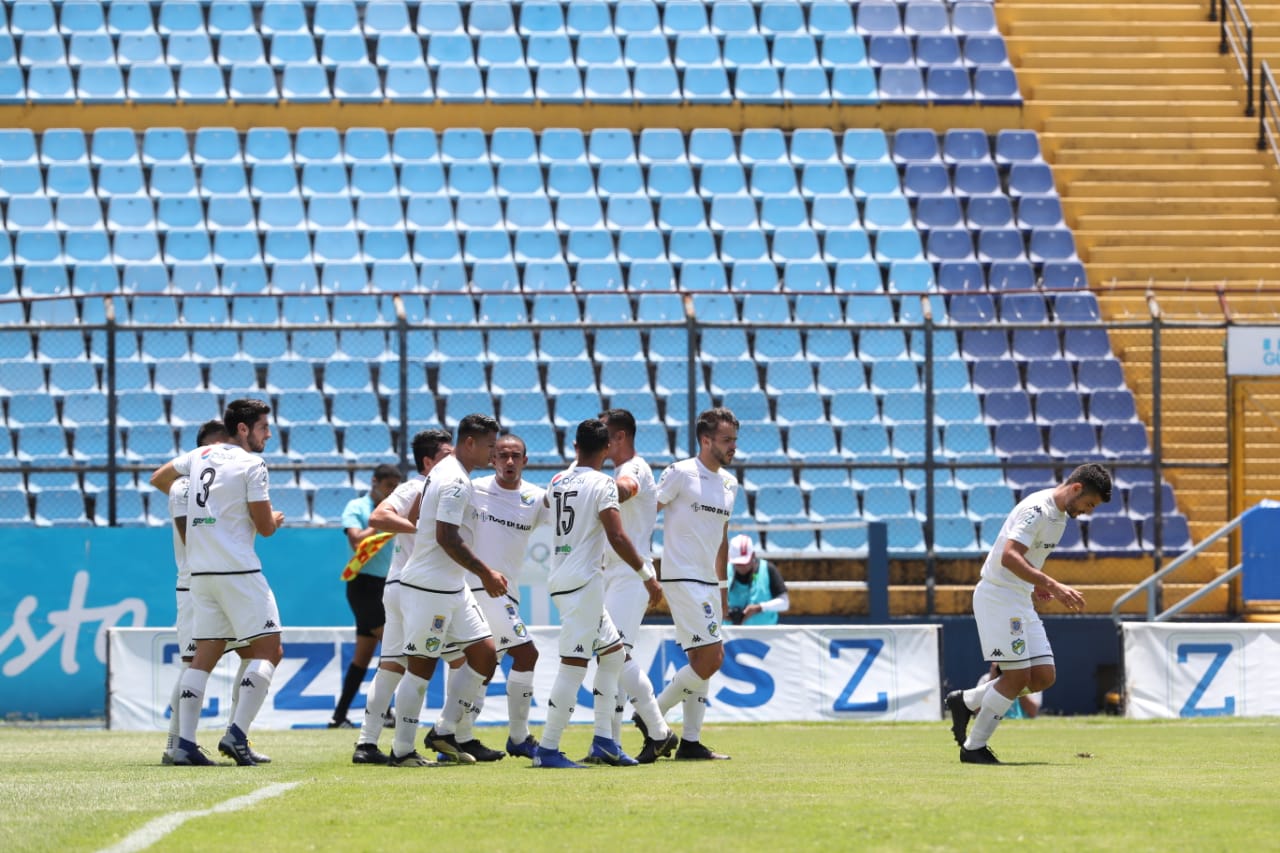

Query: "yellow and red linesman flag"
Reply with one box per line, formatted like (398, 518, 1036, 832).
(340, 531, 395, 582)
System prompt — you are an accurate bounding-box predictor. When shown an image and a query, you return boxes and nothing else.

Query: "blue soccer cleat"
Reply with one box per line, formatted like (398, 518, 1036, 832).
(506, 734, 539, 759)
(583, 735, 639, 767)
(218, 724, 259, 766)
(532, 746, 587, 769)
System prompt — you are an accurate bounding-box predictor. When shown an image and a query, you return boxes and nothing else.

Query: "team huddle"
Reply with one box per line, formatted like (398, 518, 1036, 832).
(149, 401, 744, 768)
(149, 395, 1114, 768)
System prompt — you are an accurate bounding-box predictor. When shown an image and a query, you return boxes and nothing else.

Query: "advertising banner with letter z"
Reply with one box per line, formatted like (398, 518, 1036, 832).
(1123, 623, 1280, 719)
(107, 624, 941, 730)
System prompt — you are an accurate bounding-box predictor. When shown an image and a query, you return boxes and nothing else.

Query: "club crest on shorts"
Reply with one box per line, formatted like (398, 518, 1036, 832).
(505, 603, 517, 617)
(1009, 617, 1023, 636)
(708, 621, 719, 637)
(431, 615, 445, 633)
(1011, 638, 1026, 655)
(425, 637, 441, 653)
(514, 623, 527, 638)
(702, 601, 714, 618)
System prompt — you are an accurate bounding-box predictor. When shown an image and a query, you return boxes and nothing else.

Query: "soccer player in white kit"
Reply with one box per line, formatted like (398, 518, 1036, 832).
(653, 407, 739, 761)
(433, 433, 549, 762)
(350, 428, 453, 765)
(947, 463, 1112, 764)
(535, 419, 663, 769)
(598, 408, 678, 764)
(149, 398, 286, 767)
(389, 414, 507, 768)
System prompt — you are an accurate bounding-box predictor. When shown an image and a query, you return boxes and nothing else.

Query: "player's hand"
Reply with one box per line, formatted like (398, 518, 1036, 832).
(1051, 581, 1085, 612)
(481, 568, 508, 598)
(643, 576, 663, 608)
(272, 510, 285, 528)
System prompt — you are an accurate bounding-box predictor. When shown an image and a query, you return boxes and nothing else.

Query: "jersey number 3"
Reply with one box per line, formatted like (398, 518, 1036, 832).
(195, 468, 216, 508)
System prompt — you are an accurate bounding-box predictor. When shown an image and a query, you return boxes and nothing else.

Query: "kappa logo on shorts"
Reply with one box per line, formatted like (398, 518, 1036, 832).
(989, 648, 1004, 657)
(691, 634, 703, 643)
(1011, 639, 1026, 655)
(431, 615, 445, 633)
(263, 620, 277, 630)
(424, 638, 441, 653)
(702, 602, 714, 618)
(1009, 617, 1023, 636)
(405, 643, 417, 652)
(574, 644, 585, 654)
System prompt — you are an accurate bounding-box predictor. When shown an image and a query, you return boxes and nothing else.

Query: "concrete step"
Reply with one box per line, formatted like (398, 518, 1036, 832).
(998, 3, 1208, 23)
(1043, 132, 1259, 151)
(1053, 148, 1272, 167)
(1041, 115, 1257, 134)
(1067, 179, 1276, 198)
(1065, 197, 1280, 216)
(1016, 52, 1233, 69)
(1019, 69, 1237, 88)
(1076, 214, 1280, 232)
(1076, 229, 1280, 249)
(1026, 99, 1247, 118)
(1027, 83, 1241, 103)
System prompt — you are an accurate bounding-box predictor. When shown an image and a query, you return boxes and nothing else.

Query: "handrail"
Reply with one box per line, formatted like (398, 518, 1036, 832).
(1258, 60, 1280, 167)
(1110, 507, 1250, 625)
(1220, 0, 1256, 116)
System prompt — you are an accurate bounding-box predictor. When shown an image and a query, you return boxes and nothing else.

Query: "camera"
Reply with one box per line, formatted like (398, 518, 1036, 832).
(727, 606, 746, 625)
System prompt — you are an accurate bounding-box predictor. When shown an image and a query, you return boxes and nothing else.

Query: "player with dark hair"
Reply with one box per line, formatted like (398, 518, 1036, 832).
(948, 462, 1113, 764)
(597, 408, 678, 763)
(388, 414, 506, 768)
(433, 432, 549, 762)
(329, 463, 403, 729)
(150, 398, 285, 766)
(535, 419, 662, 768)
(647, 407, 740, 760)
(351, 429, 453, 764)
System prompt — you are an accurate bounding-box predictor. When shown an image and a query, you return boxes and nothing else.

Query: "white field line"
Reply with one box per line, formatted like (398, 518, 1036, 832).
(97, 781, 301, 853)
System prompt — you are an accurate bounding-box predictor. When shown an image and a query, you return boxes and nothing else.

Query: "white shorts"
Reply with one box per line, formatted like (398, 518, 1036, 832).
(551, 573, 622, 659)
(662, 579, 725, 651)
(176, 589, 249, 658)
(973, 579, 1053, 670)
(400, 584, 490, 659)
(380, 581, 405, 659)
(470, 588, 533, 653)
(603, 563, 647, 648)
(190, 572, 282, 644)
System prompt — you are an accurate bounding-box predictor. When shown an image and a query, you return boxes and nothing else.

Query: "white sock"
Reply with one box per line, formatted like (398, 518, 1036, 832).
(506, 669, 536, 743)
(456, 687, 487, 743)
(166, 665, 187, 753)
(358, 667, 403, 746)
(592, 651, 624, 741)
(657, 665, 704, 715)
(621, 655, 670, 740)
(679, 675, 711, 742)
(178, 667, 210, 745)
(438, 664, 485, 737)
(227, 657, 250, 723)
(964, 686, 1017, 750)
(391, 673, 428, 758)
(963, 681, 993, 711)
(230, 660, 275, 736)
(541, 663, 586, 752)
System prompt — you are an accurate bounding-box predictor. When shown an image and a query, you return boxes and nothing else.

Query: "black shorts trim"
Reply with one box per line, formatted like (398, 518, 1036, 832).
(190, 570, 263, 577)
(399, 581, 466, 595)
(176, 586, 189, 592)
(549, 581, 590, 598)
(661, 577, 718, 586)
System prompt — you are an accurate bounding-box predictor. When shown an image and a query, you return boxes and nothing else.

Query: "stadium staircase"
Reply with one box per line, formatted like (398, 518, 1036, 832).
(996, 0, 1280, 616)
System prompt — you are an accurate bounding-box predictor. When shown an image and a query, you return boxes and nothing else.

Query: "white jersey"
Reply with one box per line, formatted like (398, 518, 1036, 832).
(168, 476, 190, 588)
(383, 475, 426, 583)
(469, 475, 548, 589)
(655, 456, 738, 583)
(400, 454, 476, 592)
(980, 488, 1067, 595)
(546, 466, 619, 594)
(172, 442, 270, 575)
(603, 455, 656, 570)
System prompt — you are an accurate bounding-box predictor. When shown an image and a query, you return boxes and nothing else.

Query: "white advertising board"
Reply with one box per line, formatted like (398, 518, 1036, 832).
(1123, 623, 1280, 718)
(107, 624, 941, 730)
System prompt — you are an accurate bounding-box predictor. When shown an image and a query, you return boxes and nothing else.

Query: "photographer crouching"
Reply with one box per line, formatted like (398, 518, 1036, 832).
(725, 534, 790, 626)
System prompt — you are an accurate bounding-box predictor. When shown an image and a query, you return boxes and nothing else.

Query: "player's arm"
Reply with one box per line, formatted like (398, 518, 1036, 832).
(1000, 540, 1084, 611)
(150, 460, 181, 495)
(601, 506, 662, 607)
(369, 497, 416, 535)
(615, 472, 639, 504)
(716, 525, 730, 610)
(438, 520, 507, 597)
(248, 499, 284, 537)
(172, 516, 188, 546)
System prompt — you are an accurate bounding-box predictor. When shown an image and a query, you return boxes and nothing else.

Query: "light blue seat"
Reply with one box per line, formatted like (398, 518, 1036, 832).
(229, 64, 279, 102)
(281, 63, 331, 101)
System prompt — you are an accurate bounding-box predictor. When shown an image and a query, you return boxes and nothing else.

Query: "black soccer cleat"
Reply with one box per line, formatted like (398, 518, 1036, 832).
(959, 745, 1001, 765)
(388, 749, 436, 768)
(631, 711, 650, 740)
(457, 737, 505, 762)
(674, 739, 731, 761)
(635, 730, 679, 765)
(170, 739, 216, 766)
(352, 742, 390, 765)
(946, 690, 973, 747)
(218, 725, 259, 766)
(426, 728, 477, 764)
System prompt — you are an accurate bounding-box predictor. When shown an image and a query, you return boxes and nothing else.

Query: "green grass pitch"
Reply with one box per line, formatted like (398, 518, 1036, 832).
(2, 718, 1279, 852)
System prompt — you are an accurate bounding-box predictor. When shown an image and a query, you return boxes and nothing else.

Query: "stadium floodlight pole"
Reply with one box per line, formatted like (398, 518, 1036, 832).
(394, 294, 410, 476)
(105, 295, 118, 527)
(684, 293, 697, 455)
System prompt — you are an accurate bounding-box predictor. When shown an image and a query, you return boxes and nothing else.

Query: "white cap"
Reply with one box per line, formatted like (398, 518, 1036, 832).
(728, 534, 756, 565)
